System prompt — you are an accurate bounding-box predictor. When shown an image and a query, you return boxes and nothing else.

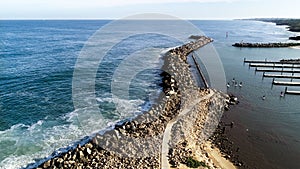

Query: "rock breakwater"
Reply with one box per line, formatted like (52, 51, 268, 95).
(232, 42, 300, 48)
(289, 36, 300, 41)
(29, 36, 233, 169)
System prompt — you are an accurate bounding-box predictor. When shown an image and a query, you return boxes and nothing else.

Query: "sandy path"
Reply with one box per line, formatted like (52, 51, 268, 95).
(161, 91, 214, 169)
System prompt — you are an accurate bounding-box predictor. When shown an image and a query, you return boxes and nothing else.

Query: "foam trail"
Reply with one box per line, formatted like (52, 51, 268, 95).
(0, 91, 159, 169)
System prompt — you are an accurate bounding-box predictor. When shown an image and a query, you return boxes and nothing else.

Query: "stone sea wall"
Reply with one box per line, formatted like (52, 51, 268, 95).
(31, 36, 230, 169)
(232, 42, 300, 48)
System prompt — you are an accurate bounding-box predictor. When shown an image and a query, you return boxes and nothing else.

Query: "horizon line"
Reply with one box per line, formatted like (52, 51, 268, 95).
(0, 18, 234, 20)
(1, 17, 299, 21)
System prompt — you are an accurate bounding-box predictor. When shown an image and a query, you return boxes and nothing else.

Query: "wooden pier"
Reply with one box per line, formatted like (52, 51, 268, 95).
(255, 68, 300, 73)
(244, 58, 300, 65)
(263, 73, 300, 79)
(285, 87, 300, 95)
(244, 58, 300, 95)
(245, 60, 284, 64)
(249, 64, 300, 69)
(272, 80, 300, 86)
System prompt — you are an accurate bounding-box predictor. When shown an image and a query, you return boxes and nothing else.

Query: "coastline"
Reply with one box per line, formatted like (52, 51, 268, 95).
(212, 103, 271, 169)
(25, 36, 236, 169)
(246, 18, 300, 32)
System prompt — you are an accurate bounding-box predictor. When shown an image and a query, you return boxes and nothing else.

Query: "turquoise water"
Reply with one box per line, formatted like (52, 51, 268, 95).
(1, 20, 299, 169)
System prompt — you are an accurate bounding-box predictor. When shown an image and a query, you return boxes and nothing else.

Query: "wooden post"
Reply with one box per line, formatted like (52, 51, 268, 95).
(285, 87, 288, 94)
(271, 78, 275, 89)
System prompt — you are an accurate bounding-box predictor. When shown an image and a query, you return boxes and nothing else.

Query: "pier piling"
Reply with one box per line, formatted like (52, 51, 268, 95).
(244, 59, 300, 95)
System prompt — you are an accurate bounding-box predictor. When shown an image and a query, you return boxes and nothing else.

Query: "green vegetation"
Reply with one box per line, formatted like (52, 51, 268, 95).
(185, 157, 209, 168)
(253, 18, 300, 32)
(272, 19, 300, 32)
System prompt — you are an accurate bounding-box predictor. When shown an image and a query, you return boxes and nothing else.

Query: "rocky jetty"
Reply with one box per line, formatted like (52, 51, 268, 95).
(289, 36, 300, 41)
(189, 35, 209, 40)
(232, 42, 300, 48)
(29, 36, 234, 169)
(210, 122, 244, 167)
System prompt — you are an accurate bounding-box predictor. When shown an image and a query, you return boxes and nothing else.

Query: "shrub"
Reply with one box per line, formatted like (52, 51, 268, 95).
(186, 157, 207, 168)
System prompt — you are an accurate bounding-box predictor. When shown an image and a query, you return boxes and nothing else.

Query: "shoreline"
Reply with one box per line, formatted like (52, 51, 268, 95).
(245, 18, 300, 32)
(212, 94, 297, 169)
(25, 36, 236, 169)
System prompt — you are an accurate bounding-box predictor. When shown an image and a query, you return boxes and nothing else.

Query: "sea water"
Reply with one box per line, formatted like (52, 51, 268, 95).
(1, 20, 300, 169)
(195, 20, 300, 169)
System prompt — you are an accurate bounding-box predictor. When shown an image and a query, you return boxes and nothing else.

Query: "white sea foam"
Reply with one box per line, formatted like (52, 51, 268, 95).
(0, 94, 152, 169)
(0, 118, 92, 169)
(27, 120, 43, 131)
(0, 34, 164, 169)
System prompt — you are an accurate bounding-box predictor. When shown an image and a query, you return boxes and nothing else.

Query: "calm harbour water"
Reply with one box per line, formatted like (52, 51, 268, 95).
(0, 20, 299, 169)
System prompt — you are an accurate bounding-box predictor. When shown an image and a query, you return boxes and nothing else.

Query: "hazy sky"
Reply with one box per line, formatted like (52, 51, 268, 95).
(1, 0, 300, 19)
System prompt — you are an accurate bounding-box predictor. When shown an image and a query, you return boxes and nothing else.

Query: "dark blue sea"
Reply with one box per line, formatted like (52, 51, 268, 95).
(1, 19, 300, 169)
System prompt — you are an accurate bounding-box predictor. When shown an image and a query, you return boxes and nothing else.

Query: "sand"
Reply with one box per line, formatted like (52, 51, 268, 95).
(289, 45, 300, 49)
(203, 141, 237, 169)
(176, 141, 236, 169)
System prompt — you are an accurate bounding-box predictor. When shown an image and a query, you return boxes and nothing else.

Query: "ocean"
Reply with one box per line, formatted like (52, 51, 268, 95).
(0, 19, 299, 169)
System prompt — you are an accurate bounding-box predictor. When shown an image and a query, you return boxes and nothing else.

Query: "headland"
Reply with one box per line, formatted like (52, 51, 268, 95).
(257, 18, 300, 32)
(245, 18, 300, 41)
